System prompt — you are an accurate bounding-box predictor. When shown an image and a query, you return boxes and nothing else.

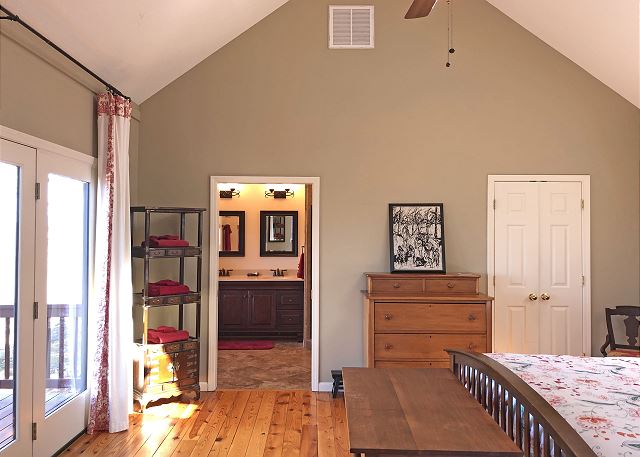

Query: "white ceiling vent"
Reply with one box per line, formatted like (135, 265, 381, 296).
(329, 6, 374, 49)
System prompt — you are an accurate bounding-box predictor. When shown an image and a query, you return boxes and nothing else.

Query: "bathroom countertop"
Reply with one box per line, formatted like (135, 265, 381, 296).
(217, 275, 303, 282)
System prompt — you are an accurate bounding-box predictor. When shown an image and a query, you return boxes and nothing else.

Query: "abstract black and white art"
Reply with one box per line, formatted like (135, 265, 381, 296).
(389, 203, 446, 273)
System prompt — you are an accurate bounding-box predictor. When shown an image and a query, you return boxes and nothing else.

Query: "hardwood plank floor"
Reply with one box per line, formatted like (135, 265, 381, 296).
(61, 391, 348, 457)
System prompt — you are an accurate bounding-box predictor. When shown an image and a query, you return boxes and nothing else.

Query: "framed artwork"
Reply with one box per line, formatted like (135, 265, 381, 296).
(389, 203, 446, 273)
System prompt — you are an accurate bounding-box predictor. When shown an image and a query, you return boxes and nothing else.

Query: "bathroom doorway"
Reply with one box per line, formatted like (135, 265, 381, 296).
(208, 177, 320, 391)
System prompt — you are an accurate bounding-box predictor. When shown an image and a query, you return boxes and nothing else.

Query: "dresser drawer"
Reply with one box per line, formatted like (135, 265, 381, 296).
(374, 360, 450, 368)
(370, 278, 423, 294)
(375, 334, 486, 360)
(375, 303, 485, 332)
(277, 310, 303, 327)
(425, 278, 477, 295)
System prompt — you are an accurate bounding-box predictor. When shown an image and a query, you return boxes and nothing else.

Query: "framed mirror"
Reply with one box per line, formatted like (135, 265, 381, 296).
(260, 211, 298, 257)
(219, 211, 245, 257)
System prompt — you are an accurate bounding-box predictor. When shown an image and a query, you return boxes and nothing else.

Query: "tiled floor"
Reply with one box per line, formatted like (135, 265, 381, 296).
(217, 341, 311, 390)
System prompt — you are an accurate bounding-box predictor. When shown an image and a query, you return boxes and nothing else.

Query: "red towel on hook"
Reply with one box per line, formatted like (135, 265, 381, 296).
(222, 225, 232, 251)
(297, 252, 304, 279)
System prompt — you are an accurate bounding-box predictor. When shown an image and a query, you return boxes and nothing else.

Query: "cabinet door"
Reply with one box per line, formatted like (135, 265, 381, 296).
(219, 289, 247, 329)
(248, 290, 276, 329)
(173, 350, 198, 385)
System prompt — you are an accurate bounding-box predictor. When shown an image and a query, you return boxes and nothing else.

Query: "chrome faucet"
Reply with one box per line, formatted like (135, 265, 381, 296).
(219, 268, 233, 277)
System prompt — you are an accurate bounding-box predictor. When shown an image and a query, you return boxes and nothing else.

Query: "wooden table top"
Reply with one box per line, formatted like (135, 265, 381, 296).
(343, 368, 523, 456)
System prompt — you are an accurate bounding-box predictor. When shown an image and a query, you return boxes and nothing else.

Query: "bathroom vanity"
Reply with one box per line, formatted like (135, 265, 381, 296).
(218, 279, 304, 341)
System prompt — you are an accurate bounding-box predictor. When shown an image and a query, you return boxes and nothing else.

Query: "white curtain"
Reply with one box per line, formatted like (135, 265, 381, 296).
(88, 93, 133, 433)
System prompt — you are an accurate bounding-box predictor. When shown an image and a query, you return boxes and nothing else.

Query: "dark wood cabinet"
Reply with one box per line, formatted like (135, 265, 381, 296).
(218, 281, 303, 340)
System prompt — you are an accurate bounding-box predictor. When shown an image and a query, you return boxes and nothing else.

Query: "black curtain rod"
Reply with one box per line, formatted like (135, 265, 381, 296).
(0, 4, 130, 100)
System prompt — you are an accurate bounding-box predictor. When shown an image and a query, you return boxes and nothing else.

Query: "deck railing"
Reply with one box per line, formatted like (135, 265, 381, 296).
(0, 304, 84, 389)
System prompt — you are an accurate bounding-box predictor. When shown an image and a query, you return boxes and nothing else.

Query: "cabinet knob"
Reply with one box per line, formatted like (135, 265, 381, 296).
(384, 343, 393, 350)
(447, 282, 455, 289)
(467, 314, 477, 321)
(468, 343, 476, 351)
(383, 313, 392, 320)
(392, 282, 401, 289)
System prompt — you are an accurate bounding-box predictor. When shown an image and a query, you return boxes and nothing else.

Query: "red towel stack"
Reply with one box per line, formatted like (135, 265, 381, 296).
(148, 280, 190, 296)
(147, 326, 190, 344)
(144, 235, 190, 247)
(297, 252, 304, 279)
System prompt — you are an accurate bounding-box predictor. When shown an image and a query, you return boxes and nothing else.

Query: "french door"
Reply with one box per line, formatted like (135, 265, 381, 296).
(492, 180, 587, 356)
(0, 138, 92, 456)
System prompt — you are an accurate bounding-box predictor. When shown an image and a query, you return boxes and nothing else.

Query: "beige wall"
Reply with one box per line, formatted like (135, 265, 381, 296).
(218, 183, 305, 272)
(0, 30, 141, 199)
(138, 0, 640, 382)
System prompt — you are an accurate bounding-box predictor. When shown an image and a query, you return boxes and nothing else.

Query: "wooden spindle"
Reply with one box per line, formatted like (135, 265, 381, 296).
(524, 411, 531, 456)
(515, 398, 523, 448)
(533, 418, 540, 457)
(507, 391, 514, 439)
(543, 432, 551, 457)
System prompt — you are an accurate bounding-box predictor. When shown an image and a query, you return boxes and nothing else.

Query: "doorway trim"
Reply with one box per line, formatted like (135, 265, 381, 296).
(208, 176, 320, 391)
(487, 175, 591, 355)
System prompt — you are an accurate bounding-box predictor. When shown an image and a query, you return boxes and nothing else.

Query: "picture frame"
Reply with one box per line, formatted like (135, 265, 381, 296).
(389, 203, 446, 273)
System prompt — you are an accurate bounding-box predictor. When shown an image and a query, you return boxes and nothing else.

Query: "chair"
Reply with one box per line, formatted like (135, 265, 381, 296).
(600, 306, 640, 357)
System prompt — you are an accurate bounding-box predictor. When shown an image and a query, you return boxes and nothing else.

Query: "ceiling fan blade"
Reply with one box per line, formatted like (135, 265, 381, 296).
(405, 0, 438, 19)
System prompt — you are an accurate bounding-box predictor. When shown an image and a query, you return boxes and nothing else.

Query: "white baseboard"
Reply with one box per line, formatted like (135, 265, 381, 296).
(318, 382, 333, 392)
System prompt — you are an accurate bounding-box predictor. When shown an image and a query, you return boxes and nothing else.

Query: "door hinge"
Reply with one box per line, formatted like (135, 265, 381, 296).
(493, 275, 496, 286)
(32, 422, 37, 440)
(582, 275, 585, 286)
(581, 199, 584, 209)
(493, 199, 496, 210)
(35, 182, 40, 200)
(33, 301, 38, 319)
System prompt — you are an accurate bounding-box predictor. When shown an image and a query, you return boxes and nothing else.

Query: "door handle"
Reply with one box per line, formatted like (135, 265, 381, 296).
(540, 293, 550, 301)
(528, 293, 538, 301)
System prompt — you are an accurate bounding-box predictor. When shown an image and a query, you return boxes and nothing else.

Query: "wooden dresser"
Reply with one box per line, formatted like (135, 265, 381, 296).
(363, 273, 493, 368)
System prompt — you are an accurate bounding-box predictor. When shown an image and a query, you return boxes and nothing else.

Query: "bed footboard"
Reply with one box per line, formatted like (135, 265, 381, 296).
(447, 350, 597, 457)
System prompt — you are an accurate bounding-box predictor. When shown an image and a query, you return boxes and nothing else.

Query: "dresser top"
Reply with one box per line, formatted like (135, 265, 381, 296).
(365, 272, 480, 279)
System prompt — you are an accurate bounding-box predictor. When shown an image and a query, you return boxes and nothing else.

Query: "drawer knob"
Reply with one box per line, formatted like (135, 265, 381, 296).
(468, 314, 477, 321)
(447, 282, 455, 289)
(384, 313, 392, 320)
(468, 343, 476, 351)
(392, 282, 401, 289)
(384, 343, 393, 350)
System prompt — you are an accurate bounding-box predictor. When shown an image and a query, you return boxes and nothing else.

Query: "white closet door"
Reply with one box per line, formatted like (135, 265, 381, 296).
(494, 182, 540, 354)
(538, 182, 583, 355)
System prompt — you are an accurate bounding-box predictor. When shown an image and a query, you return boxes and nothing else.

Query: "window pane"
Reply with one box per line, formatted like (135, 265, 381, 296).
(45, 174, 89, 416)
(0, 162, 19, 447)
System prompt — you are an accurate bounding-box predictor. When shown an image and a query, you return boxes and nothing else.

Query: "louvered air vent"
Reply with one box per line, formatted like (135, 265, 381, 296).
(329, 6, 374, 49)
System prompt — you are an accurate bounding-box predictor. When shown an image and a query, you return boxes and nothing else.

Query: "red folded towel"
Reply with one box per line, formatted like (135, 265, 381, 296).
(147, 280, 190, 296)
(147, 327, 190, 344)
(143, 235, 190, 248)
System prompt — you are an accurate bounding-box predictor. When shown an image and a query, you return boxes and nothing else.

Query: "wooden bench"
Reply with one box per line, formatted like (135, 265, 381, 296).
(343, 367, 523, 456)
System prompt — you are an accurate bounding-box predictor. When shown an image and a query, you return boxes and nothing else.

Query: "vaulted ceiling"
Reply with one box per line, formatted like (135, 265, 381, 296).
(2, 0, 639, 107)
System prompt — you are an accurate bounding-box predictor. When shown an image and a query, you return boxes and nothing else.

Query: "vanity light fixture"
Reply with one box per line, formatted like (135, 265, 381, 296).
(219, 188, 240, 199)
(265, 188, 294, 199)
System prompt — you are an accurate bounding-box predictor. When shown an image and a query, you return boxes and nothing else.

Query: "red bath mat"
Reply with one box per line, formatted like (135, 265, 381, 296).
(218, 340, 274, 350)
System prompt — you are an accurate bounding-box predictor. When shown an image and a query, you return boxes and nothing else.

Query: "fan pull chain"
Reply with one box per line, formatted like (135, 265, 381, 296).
(446, 0, 455, 68)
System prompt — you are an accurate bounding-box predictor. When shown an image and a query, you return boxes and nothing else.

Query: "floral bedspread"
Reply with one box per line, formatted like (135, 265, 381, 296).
(487, 353, 640, 457)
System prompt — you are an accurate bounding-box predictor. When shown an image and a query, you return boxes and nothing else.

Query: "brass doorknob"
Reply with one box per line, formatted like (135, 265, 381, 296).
(540, 293, 550, 301)
(528, 293, 538, 301)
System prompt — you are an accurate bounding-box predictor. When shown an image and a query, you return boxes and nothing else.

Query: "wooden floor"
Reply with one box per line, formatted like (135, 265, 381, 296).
(62, 391, 350, 457)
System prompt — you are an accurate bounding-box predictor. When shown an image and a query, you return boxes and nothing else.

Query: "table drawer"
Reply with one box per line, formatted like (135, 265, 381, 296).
(375, 303, 485, 332)
(425, 278, 477, 294)
(370, 278, 423, 294)
(374, 360, 450, 368)
(375, 334, 486, 360)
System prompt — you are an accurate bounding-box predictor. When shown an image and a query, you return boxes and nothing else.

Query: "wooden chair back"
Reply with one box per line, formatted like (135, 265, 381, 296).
(601, 306, 640, 356)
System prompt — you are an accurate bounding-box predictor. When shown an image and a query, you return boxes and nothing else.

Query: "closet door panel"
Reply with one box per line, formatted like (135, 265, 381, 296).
(494, 182, 540, 354)
(539, 182, 583, 356)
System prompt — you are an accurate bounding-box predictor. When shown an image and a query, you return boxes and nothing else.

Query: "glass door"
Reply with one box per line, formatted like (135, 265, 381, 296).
(33, 151, 92, 457)
(0, 139, 35, 457)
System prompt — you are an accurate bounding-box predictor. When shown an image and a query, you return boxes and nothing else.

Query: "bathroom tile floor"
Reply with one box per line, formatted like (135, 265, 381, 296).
(216, 341, 311, 389)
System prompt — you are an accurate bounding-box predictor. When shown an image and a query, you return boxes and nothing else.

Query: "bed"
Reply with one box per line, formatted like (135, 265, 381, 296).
(447, 350, 640, 457)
